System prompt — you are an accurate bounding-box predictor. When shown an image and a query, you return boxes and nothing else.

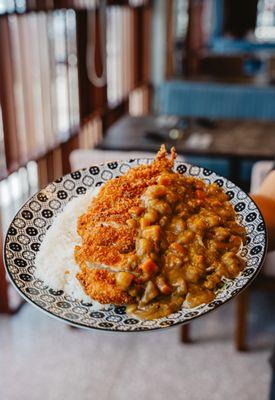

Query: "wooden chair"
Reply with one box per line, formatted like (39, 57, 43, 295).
(235, 252, 275, 351)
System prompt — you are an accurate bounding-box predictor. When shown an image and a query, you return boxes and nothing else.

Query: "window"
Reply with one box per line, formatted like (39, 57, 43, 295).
(256, 0, 275, 41)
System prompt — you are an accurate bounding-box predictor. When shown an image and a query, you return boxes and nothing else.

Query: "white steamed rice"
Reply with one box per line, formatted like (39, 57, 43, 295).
(35, 187, 100, 302)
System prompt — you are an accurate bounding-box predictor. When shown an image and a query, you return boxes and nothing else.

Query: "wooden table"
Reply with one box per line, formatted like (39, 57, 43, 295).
(98, 115, 275, 185)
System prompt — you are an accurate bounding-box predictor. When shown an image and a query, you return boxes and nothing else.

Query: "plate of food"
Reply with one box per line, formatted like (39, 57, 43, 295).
(4, 146, 267, 331)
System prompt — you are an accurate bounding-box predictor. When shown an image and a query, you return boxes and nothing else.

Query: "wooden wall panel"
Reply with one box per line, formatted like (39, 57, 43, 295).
(0, 17, 20, 173)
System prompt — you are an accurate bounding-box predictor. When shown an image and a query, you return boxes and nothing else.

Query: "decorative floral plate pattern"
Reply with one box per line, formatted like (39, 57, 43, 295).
(4, 159, 267, 331)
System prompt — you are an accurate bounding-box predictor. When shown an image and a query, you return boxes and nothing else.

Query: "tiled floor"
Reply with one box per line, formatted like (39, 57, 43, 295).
(0, 293, 274, 400)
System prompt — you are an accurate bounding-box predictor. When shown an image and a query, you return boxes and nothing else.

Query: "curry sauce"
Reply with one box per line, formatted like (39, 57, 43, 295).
(121, 172, 246, 320)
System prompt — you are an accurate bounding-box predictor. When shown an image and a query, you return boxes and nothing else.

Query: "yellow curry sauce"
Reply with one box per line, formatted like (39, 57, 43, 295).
(115, 171, 246, 320)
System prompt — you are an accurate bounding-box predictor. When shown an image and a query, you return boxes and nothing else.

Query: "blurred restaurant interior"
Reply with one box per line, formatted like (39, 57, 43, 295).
(1, 0, 275, 399)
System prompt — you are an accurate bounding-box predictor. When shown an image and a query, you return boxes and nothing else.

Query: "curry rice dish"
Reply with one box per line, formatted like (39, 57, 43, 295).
(75, 146, 246, 320)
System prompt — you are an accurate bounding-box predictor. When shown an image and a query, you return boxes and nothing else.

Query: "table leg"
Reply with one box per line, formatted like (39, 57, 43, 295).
(0, 258, 10, 313)
(0, 236, 25, 315)
(235, 289, 250, 351)
(181, 323, 191, 343)
(229, 157, 242, 185)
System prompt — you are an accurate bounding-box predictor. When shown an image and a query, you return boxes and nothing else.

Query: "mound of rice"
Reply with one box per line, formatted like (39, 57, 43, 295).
(35, 187, 99, 302)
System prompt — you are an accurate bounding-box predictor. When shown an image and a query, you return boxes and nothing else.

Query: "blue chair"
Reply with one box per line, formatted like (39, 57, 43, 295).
(159, 80, 275, 121)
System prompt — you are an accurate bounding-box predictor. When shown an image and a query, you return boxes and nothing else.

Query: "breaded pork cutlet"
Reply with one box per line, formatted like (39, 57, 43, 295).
(75, 145, 176, 304)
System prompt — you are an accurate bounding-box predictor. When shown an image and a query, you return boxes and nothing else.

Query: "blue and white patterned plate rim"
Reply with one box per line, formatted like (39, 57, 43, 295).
(3, 158, 268, 332)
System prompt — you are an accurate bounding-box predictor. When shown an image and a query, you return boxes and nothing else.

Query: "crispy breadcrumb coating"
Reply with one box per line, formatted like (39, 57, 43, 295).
(75, 145, 176, 304)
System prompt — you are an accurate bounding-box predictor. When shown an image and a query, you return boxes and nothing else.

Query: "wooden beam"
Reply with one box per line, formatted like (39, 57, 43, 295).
(165, 0, 174, 78)
(0, 17, 20, 173)
(141, 4, 152, 83)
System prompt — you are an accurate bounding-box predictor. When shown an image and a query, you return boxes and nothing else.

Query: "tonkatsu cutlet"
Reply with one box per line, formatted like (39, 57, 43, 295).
(75, 145, 176, 304)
